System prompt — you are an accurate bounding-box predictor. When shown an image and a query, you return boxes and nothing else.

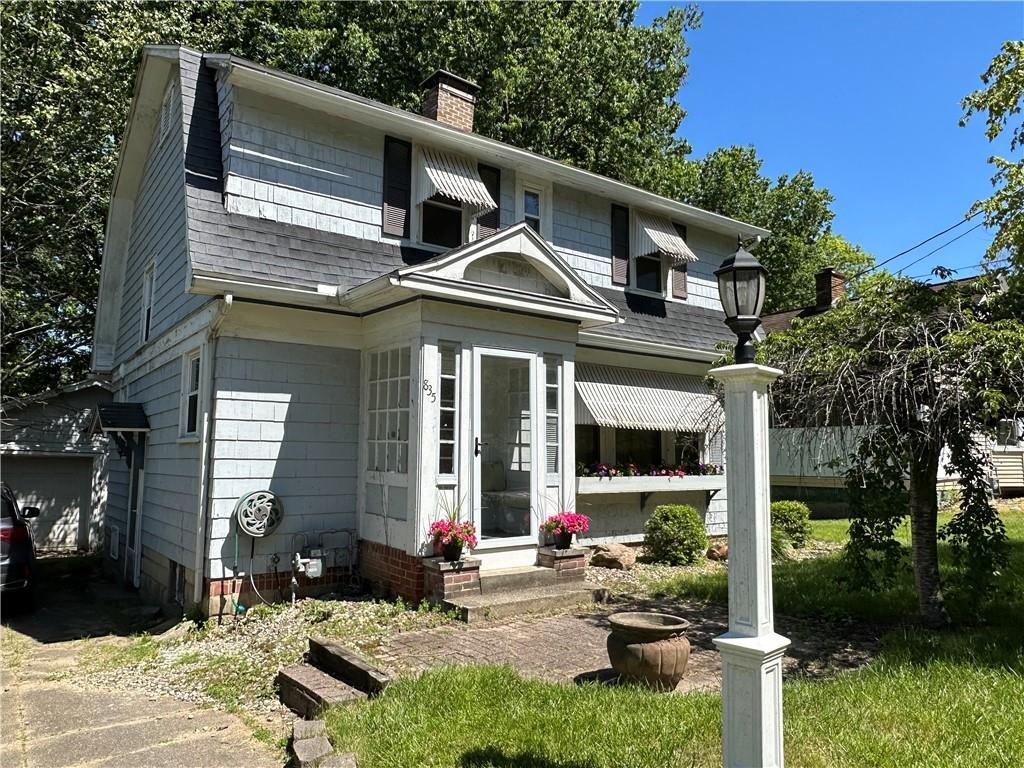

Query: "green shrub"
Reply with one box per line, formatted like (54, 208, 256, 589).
(644, 505, 708, 565)
(771, 500, 812, 548)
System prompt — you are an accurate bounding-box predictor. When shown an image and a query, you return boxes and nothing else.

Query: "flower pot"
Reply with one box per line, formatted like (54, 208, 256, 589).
(553, 531, 573, 549)
(442, 542, 464, 562)
(606, 612, 690, 691)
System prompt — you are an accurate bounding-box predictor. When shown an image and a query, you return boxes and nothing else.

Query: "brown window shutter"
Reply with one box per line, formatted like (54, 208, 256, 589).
(382, 137, 412, 238)
(611, 204, 629, 285)
(671, 223, 688, 299)
(476, 164, 501, 239)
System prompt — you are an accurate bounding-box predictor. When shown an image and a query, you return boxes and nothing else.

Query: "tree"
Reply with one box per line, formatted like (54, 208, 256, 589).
(762, 273, 1024, 627)
(671, 146, 871, 313)
(1, 0, 701, 401)
(961, 41, 1023, 267)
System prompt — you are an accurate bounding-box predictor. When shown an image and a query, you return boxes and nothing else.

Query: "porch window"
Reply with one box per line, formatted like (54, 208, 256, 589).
(575, 425, 600, 466)
(545, 358, 561, 478)
(615, 428, 661, 469)
(367, 347, 411, 474)
(508, 364, 531, 471)
(438, 344, 459, 476)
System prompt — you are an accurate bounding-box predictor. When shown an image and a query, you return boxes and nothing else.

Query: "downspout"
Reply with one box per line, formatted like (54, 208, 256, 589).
(192, 295, 232, 607)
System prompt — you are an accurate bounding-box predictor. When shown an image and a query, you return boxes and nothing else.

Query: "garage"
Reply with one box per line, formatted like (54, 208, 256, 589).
(2, 455, 97, 550)
(1, 380, 112, 552)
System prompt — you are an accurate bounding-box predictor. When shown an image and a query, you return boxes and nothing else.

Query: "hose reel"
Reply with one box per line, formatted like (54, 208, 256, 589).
(233, 490, 284, 538)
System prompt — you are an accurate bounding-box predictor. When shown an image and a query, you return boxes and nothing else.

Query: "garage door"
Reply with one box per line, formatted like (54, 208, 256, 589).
(0, 456, 95, 550)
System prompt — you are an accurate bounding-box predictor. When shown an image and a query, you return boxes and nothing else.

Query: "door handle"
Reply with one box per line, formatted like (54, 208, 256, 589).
(475, 437, 487, 457)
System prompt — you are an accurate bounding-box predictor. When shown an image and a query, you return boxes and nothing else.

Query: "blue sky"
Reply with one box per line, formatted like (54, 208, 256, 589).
(635, 1, 1022, 280)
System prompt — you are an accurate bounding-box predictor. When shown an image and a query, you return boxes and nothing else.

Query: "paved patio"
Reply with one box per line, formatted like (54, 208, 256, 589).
(374, 598, 881, 693)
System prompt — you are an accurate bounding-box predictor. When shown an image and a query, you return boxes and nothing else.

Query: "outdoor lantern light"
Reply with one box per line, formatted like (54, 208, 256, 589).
(715, 238, 767, 364)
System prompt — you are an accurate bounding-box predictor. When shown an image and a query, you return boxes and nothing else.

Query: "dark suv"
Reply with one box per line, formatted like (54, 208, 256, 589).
(1, 483, 39, 611)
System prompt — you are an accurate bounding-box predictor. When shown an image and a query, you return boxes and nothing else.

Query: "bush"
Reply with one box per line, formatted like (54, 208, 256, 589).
(644, 505, 708, 565)
(771, 500, 812, 548)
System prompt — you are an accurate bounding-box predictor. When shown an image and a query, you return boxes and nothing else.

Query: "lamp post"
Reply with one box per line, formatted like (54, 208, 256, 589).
(711, 240, 789, 768)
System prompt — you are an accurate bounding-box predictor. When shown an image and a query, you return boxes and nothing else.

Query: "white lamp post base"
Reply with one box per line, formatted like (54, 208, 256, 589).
(714, 632, 790, 768)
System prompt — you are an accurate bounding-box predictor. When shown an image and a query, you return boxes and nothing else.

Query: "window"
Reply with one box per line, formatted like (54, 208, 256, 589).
(421, 195, 463, 248)
(615, 428, 661, 468)
(575, 425, 600, 466)
(438, 345, 459, 476)
(523, 190, 541, 233)
(159, 80, 178, 143)
(180, 350, 201, 436)
(545, 358, 561, 476)
(140, 264, 155, 343)
(367, 347, 411, 473)
(674, 431, 703, 469)
(634, 252, 663, 294)
(508, 364, 531, 471)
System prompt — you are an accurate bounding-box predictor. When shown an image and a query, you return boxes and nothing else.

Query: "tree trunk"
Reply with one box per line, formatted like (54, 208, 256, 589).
(907, 444, 950, 628)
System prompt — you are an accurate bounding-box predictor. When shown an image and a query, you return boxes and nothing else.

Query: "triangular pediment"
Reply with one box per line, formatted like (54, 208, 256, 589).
(397, 223, 618, 314)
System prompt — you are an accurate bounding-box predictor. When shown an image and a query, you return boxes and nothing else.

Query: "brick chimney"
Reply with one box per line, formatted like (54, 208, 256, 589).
(815, 267, 847, 310)
(420, 70, 479, 132)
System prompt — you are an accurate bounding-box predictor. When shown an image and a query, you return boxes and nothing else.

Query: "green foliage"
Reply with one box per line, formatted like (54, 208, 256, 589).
(961, 41, 1023, 267)
(1, 0, 704, 399)
(643, 504, 708, 566)
(770, 500, 812, 548)
(670, 147, 871, 313)
(762, 273, 1024, 621)
(771, 525, 793, 561)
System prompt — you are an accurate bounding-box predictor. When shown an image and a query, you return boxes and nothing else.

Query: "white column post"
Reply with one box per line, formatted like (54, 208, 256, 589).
(709, 363, 789, 768)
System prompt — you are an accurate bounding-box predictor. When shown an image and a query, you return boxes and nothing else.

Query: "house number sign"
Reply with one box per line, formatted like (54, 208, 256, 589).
(422, 379, 437, 403)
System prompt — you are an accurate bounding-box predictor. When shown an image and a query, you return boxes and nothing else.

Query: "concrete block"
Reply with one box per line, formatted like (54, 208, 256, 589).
(293, 735, 333, 768)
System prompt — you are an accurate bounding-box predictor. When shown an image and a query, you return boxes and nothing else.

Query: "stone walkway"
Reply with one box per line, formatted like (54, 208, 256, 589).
(1, 559, 282, 768)
(376, 597, 881, 693)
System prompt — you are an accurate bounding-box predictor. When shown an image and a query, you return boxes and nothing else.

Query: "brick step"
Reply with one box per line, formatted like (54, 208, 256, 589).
(443, 584, 609, 624)
(479, 566, 558, 593)
(277, 662, 366, 718)
(308, 637, 391, 695)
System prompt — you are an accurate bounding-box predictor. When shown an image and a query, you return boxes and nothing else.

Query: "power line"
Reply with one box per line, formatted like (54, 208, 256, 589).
(894, 221, 987, 276)
(845, 210, 982, 283)
(908, 257, 1010, 282)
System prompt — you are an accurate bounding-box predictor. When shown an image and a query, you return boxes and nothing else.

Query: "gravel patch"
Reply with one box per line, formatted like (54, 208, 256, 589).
(69, 597, 457, 719)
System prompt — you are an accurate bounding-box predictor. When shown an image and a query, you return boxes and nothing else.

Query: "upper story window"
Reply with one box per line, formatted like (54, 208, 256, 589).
(180, 350, 201, 436)
(515, 176, 552, 240)
(634, 251, 663, 294)
(140, 263, 155, 343)
(523, 190, 541, 233)
(422, 195, 463, 248)
(614, 208, 695, 299)
(158, 80, 178, 143)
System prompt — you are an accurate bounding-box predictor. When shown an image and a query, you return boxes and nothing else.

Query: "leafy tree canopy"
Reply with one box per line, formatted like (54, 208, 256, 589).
(1, 0, 854, 399)
(762, 272, 1024, 626)
(961, 40, 1023, 269)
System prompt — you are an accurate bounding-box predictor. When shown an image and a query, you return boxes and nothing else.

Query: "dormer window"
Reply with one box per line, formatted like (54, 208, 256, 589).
(416, 147, 497, 249)
(422, 195, 463, 248)
(634, 252, 663, 293)
(628, 211, 697, 297)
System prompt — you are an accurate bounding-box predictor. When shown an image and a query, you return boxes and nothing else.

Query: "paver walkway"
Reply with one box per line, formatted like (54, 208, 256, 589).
(1, 559, 282, 768)
(376, 597, 880, 692)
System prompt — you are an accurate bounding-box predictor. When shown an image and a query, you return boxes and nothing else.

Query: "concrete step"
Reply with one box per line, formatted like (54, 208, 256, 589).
(277, 662, 366, 718)
(479, 566, 558, 593)
(308, 637, 391, 695)
(443, 583, 609, 623)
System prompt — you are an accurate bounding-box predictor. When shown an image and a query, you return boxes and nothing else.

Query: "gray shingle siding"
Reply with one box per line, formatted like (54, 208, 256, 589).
(206, 339, 360, 579)
(124, 355, 200, 569)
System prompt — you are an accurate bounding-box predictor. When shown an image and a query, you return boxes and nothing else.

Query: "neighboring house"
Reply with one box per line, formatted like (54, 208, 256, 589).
(763, 269, 1023, 515)
(91, 46, 769, 614)
(1, 380, 113, 550)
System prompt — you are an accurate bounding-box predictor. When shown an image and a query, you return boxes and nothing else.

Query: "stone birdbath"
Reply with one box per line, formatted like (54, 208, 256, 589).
(606, 611, 691, 690)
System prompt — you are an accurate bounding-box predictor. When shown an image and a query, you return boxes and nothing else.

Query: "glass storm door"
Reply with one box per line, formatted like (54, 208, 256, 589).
(472, 349, 537, 554)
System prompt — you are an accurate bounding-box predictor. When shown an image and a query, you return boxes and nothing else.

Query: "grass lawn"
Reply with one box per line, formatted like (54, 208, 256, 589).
(325, 504, 1024, 767)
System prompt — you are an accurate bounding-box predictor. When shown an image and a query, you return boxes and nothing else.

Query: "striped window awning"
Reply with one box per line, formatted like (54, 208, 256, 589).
(631, 211, 698, 266)
(417, 147, 497, 216)
(575, 363, 723, 432)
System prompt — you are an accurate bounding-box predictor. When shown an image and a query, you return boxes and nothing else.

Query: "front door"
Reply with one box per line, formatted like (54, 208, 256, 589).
(472, 348, 538, 568)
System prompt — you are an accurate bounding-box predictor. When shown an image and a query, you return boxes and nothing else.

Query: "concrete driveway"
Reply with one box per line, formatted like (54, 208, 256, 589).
(1, 556, 283, 768)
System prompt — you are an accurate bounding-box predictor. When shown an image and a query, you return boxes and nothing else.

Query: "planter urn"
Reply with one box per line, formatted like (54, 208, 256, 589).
(607, 612, 691, 690)
(553, 531, 573, 550)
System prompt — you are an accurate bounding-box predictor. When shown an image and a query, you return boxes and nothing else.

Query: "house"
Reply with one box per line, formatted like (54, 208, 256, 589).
(91, 46, 769, 615)
(763, 269, 1023, 515)
(1, 380, 113, 550)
